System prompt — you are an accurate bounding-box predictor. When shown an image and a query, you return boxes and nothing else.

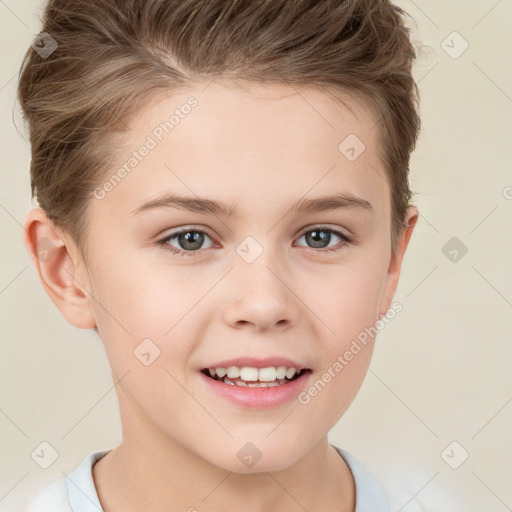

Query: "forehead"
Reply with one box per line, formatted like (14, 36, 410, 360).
(95, 79, 388, 223)
(128, 79, 379, 150)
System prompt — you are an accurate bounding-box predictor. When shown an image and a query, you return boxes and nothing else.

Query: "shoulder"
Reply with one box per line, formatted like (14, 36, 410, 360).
(19, 477, 72, 512)
(332, 445, 390, 512)
(18, 448, 111, 512)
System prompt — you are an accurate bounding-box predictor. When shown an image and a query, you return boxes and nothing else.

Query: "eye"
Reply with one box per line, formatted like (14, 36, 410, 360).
(156, 225, 352, 258)
(157, 227, 216, 257)
(295, 226, 352, 253)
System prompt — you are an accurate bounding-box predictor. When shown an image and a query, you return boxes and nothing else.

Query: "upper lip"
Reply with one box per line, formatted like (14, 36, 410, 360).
(202, 357, 309, 370)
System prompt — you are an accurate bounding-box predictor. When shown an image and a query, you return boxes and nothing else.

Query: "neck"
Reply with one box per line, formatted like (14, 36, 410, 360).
(93, 390, 355, 512)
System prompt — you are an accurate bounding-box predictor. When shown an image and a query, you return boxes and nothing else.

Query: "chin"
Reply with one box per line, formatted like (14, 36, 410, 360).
(220, 455, 299, 474)
(203, 441, 307, 474)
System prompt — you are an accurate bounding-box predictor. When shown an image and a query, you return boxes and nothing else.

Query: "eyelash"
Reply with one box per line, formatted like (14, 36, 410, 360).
(156, 226, 352, 258)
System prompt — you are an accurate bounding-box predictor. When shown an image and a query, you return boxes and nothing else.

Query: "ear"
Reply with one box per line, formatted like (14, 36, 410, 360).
(23, 207, 96, 329)
(378, 206, 419, 319)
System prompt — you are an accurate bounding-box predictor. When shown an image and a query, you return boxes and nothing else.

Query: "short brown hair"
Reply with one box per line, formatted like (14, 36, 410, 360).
(17, 0, 421, 257)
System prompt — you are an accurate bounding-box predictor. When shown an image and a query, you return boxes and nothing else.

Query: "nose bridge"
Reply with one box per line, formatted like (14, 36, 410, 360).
(235, 236, 288, 299)
(222, 236, 298, 330)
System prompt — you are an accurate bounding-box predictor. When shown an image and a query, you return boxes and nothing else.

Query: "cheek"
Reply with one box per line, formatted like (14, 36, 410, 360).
(89, 258, 203, 378)
(308, 255, 387, 340)
(297, 334, 374, 436)
(92, 255, 200, 338)
(302, 254, 386, 413)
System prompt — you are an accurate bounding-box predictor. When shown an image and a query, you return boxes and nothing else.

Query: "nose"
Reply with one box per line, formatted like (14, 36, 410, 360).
(222, 255, 300, 332)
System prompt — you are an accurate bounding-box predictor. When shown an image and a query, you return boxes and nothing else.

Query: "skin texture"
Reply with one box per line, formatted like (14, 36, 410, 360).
(23, 80, 418, 512)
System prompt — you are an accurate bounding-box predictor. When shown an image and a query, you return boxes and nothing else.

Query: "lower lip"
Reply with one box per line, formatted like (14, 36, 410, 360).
(199, 370, 312, 409)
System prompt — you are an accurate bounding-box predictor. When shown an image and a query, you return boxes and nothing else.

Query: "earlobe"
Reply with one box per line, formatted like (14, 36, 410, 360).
(23, 207, 97, 329)
(377, 206, 419, 319)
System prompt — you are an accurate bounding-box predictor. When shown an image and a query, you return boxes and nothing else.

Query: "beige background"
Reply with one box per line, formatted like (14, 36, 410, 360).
(1, 1, 511, 511)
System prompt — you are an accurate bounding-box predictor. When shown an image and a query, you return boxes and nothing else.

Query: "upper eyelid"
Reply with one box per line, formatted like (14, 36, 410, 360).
(297, 224, 348, 236)
(161, 224, 348, 235)
(161, 225, 217, 241)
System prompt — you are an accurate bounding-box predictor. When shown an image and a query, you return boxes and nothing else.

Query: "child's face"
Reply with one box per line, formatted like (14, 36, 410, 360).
(61, 81, 416, 471)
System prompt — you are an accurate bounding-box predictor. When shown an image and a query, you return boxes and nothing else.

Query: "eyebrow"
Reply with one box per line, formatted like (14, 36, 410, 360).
(131, 192, 373, 217)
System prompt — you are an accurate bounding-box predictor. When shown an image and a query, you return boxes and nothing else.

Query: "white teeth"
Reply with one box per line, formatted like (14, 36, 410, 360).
(226, 366, 240, 378)
(240, 367, 259, 381)
(222, 376, 286, 387)
(285, 367, 297, 379)
(258, 367, 278, 382)
(245, 380, 281, 387)
(206, 365, 304, 383)
(275, 366, 287, 379)
(215, 367, 227, 378)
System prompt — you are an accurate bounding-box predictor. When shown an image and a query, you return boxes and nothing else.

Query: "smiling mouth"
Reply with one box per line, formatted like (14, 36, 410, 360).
(200, 368, 312, 387)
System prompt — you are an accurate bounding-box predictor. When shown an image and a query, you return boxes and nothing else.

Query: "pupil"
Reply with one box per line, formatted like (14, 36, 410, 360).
(307, 229, 330, 248)
(179, 231, 203, 250)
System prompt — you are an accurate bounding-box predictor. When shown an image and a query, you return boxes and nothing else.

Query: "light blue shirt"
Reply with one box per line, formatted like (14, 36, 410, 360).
(21, 445, 389, 511)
